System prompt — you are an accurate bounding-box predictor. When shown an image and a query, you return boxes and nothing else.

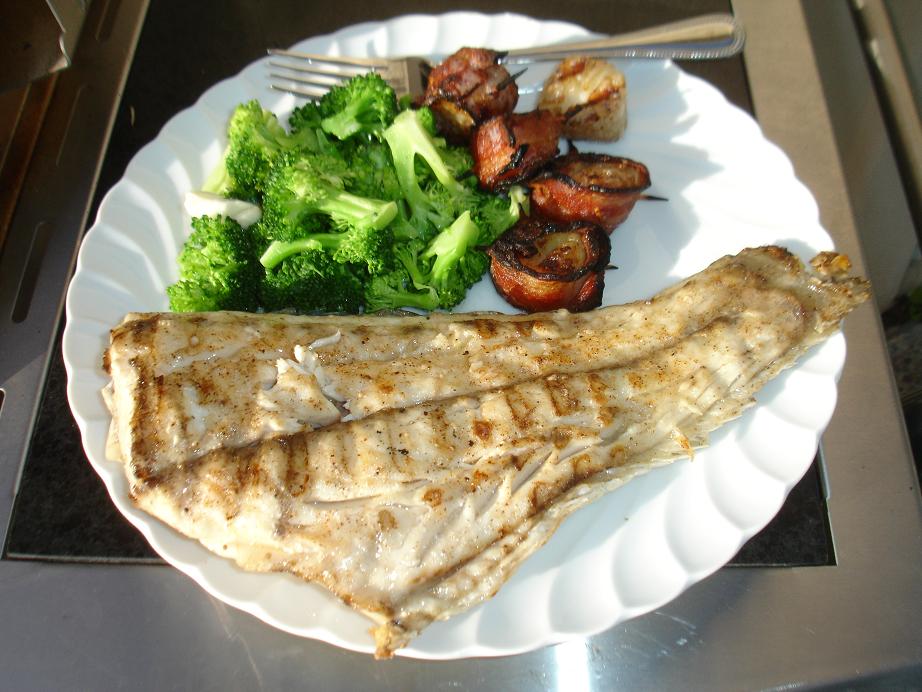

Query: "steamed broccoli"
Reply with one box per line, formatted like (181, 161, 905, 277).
(289, 72, 397, 142)
(260, 154, 398, 243)
(341, 139, 404, 202)
(259, 223, 395, 275)
(288, 100, 323, 135)
(364, 271, 439, 312)
(166, 215, 262, 312)
(224, 101, 322, 200)
(173, 72, 522, 317)
(369, 211, 488, 310)
(320, 72, 398, 140)
(260, 248, 365, 314)
(201, 157, 233, 196)
(469, 184, 529, 244)
(382, 108, 473, 232)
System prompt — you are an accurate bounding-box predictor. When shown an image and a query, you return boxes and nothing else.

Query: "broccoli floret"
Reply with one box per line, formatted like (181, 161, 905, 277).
(166, 281, 226, 313)
(201, 155, 233, 196)
(260, 154, 398, 243)
(438, 140, 475, 181)
(364, 271, 439, 313)
(260, 223, 394, 275)
(223, 101, 321, 200)
(341, 139, 404, 201)
(325, 223, 395, 272)
(374, 211, 486, 310)
(259, 153, 398, 275)
(287, 102, 345, 158)
(261, 249, 365, 314)
(382, 108, 471, 231)
(469, 184, 529, 245)
(173, 86, 509, 316)
(423, 211, 483, 280)
(315, 72, 398, 140)
(166, 215, 262, 312)
(418, 210, 489, 307)
(288, 100, 323, 134)
(416, 106, 438, 136)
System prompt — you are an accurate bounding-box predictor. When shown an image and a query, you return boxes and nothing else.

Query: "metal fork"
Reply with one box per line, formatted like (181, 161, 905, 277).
(268, 13, 745, 100)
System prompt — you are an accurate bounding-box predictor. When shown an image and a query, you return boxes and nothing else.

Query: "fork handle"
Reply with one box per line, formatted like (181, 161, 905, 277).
(502, 14, 744, 62)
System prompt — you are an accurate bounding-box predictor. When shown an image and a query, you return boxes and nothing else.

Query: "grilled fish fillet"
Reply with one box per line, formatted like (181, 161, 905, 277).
(105, 246, 864, 482)
(103, 246, 868, 656)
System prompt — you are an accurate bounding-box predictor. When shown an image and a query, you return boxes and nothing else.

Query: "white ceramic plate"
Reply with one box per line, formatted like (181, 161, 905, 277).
(63, 13, 843, 659)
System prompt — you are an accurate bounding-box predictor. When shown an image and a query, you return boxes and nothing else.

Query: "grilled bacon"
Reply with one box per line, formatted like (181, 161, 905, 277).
(472, 110, 563, 191)
(528, 151, 651, 231)
(421, 47, 519, 143)
(487, 217, 610, 312)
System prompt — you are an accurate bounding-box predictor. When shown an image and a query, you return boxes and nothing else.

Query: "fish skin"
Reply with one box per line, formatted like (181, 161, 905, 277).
(106, 246, 870, 657)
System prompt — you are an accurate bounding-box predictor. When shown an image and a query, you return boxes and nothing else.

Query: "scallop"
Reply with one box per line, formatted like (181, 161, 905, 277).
(538, 57, 627, 141)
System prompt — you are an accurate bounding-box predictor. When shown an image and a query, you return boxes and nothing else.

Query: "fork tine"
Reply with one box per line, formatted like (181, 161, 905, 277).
(269, 71, 350, 91)
(269, 67, 405, 99)
(268, 48, 390, 68)
(269, 59, 369, 79)
(269, 82, 331, 100)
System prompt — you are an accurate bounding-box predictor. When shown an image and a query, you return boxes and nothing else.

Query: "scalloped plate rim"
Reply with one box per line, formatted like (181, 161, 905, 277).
(63, 12, 844, 660)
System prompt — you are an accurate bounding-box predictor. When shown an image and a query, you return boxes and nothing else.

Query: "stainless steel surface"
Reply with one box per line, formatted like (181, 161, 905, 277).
(46, 0, 90, 70)
(269, 14, 744, 99)
(804, 0, 919, 310)
(0, 1, 920, 688)
(854, 0, 922, 248)
(0, 75, 57, 251)
(0, 0, 89, 91)
(0, 0, 148, 516)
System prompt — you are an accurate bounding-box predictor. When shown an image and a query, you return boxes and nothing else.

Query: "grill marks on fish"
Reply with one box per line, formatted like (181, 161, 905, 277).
(107, 255, 803, 479)
(106, 247, 870, 657)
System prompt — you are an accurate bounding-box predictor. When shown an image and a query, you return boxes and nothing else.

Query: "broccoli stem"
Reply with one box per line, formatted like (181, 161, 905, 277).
(383, 288, 439, 311)
(383, 109, 465, 219)
(423, 211, 479, 280)
(321, 93, 376, 140)
(365, 276, 440, 312)
(202, 150, 233, 195)
(260, 238, 324, 269)
(315, 191, 398, 232)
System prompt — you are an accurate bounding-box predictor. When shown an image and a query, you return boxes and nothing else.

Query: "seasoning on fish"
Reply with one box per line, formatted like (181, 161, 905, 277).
(471, 110, 563, 191)
(104, 247, 866, 474)
(487, 216, 611, 312)
(528, 151, 652, 232)
(103, 246, 869, 658)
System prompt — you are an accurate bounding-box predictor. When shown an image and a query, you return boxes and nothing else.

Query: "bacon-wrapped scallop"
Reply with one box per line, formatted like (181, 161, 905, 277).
(487, 217, 610, 313)
(538, 56, 628, 141)
(472, 110, 563, 191)
(528, 151, 651, 232)
(421, 47, 519, 143)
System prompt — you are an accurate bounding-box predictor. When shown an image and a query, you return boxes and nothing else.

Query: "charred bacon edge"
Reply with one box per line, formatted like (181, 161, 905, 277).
(488, 219, 609, 282)
(474, 115, 530, 189)
(531, 152, 652, 195)
(495, 144, 531, 183)
(425, 48, 520, 124)
(476, 112, 565, 189)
